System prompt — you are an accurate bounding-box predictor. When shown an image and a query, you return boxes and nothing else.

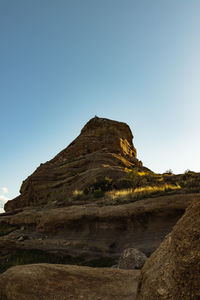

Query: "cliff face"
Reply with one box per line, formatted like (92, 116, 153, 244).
(0, 193, 196, 273)
(58, 116, 137, 160)
(5, 117, 142, 212)
(137, 198, 200, 299)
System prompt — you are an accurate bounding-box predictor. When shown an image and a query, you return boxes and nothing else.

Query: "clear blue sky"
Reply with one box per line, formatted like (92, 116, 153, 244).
(1, 0, 200, 207)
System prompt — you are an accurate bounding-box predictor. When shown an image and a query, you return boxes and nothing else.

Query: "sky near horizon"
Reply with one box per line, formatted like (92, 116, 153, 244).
(0, 0, 200, 207)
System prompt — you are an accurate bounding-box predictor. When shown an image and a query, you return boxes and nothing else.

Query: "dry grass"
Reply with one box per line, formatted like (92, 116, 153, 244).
(103, 184, 181, 205)
(73, 190, 84, 197)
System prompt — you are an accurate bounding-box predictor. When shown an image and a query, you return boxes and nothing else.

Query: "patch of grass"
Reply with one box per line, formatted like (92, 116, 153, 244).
(72, 190, 88, 201)
(113, 168, 165, 190)
(72, 170, 200, 205)
(103, 183, 181, 205)
(0, 249, 86, 274)
(0, 249, 117, 273)
(84, 177, 113, 195)
(0, 222, 18, 237)
(180, 172, 200, 193)
(93, 188, 105, 198)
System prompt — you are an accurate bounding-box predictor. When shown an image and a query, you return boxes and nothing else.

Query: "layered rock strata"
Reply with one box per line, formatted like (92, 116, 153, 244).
(5, 117, 142, 211)
(0, 193, 197, 270)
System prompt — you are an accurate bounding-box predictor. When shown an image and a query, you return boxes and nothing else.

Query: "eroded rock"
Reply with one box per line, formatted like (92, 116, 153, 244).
(118, 248, 147, 270)
(136, 198, 200, 300)
(0, 263, 140, 300)
(0, 193, 196, 273)
(5, 117, 143, 212)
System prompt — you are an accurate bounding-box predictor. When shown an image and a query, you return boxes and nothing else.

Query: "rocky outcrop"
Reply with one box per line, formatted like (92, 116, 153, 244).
(2, 116, 200, 300)
(0, 264, 140, 300)
(5, 117, 143, 212)
(0, 193, 197, 273)
(118, 248, 147, 270)
(136, 198, 200, 300)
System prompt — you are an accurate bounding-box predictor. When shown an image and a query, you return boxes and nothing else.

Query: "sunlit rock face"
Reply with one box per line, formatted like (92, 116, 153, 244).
(5, 117, 143, 211)
(78, 116, 137, 159)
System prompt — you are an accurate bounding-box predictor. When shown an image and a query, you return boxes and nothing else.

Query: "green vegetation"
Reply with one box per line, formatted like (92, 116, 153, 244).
(0, 249, 117, 274)
(0, 249, 85, 274)
(179, 171, 200, 192)
(83, 176, 113, 196)
(164, 169, 173, 175)
(71, 169, 200, 205)
(103, 183, 181, 205)
(0, 222, 18, 237)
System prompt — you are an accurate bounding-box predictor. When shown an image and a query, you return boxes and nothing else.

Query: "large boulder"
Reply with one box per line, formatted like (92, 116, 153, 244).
(0, 263, 140, 300)
(137, 198, 200, 300)
(118, 248, 147, 270)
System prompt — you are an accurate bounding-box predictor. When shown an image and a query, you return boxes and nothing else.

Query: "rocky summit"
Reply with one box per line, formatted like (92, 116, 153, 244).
(5, 117, 143, 212)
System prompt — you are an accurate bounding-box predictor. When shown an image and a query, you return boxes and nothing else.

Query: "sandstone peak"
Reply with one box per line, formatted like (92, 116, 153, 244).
(81, 116, 133, 141)
(5, 117, 142, 211)
(52, 116, 137, 163)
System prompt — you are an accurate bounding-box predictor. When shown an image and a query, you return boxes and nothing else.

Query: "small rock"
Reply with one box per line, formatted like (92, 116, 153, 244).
(18, 235, 28, 241)
(157, 288, 167, 296)
(118, 248, 147, 270)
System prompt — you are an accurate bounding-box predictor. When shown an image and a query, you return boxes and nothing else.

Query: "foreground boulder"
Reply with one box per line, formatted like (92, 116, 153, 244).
(0, 264, 140, 300)
(118, 248, 147, 270)
(137, 198, 200, 300)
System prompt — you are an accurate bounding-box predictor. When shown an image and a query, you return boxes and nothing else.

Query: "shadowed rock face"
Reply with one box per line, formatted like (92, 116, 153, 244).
(0, 193, 197, 272)
(136, 198, 200, 300)
(5, 117, 142, 212)
(0, 264, 140, 300)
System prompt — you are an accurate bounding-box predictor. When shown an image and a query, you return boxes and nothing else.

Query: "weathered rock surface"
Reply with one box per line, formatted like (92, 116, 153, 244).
(118, 248, 147, 270)
(0, 263, 140, 300)
(1, 116, 200, 300)
(5, 117, 143, 212)
(0, 193, 197, 272)
(136, 198, 200, 300)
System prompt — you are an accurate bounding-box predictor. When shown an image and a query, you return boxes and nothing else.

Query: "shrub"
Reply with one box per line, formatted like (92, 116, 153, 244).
(0, 249, 85, 274)
(0, 223, 18, 237)
(84, 177, 113, 195)
(93, 188, 105, 198)
(165, 169, 173, 175)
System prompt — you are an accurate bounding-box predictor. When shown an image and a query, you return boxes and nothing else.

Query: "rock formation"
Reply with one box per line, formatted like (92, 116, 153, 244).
(5, 117, 143, 212)
(118, 248, 147, 270)
(1, 117, 199, 274)
(136, 198, 200, 299)
(0, 264, 140, 300)
(1, 117, 200, 299)
(0, 193, 197, 273)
